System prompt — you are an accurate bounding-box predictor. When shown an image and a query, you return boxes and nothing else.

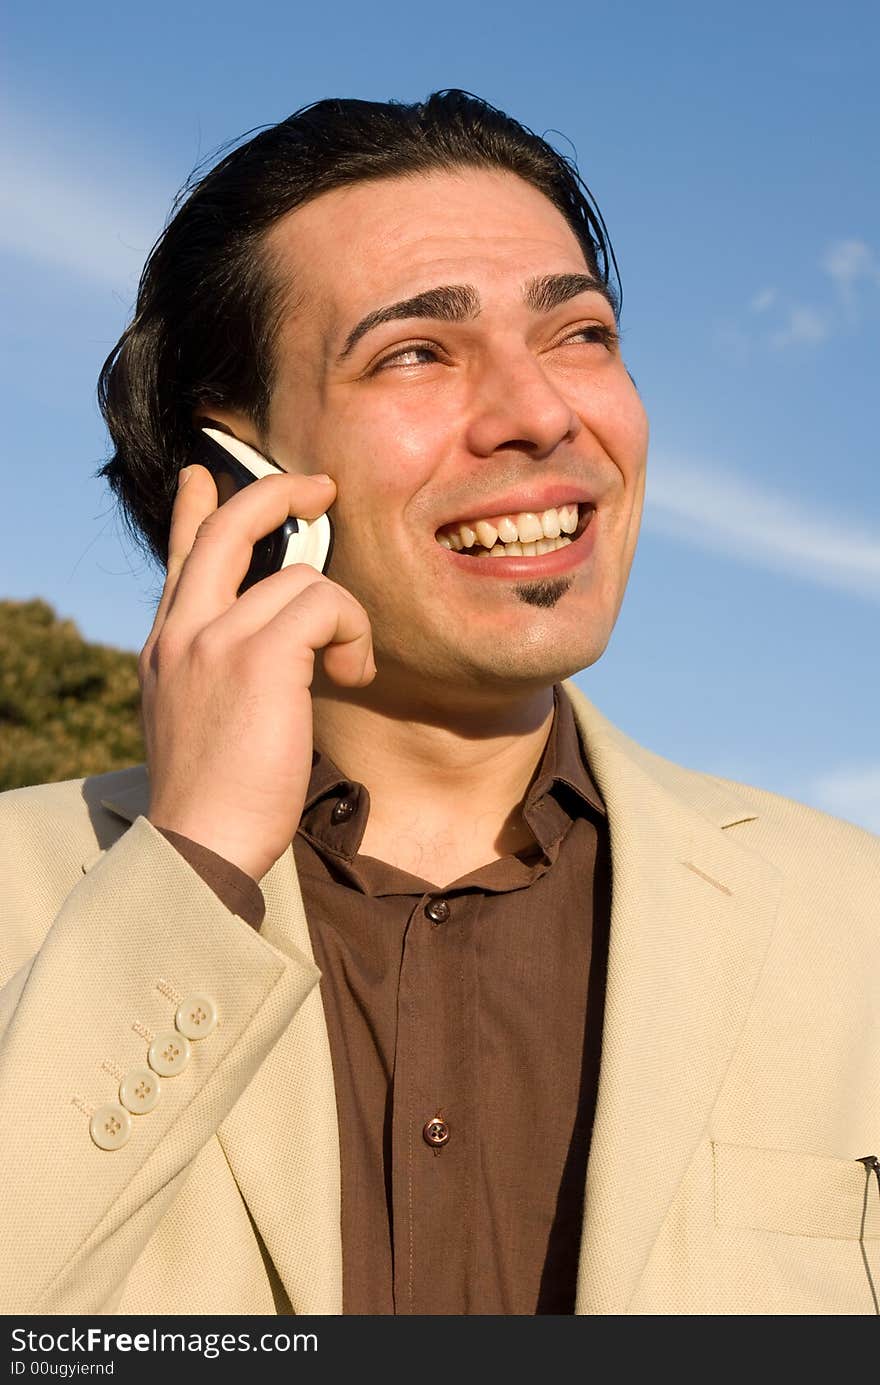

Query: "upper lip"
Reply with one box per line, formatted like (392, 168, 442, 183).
(435, 485, 596, 532)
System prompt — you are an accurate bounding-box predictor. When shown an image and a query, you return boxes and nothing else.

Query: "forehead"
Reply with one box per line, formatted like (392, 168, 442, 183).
(266, 167, 592, 322)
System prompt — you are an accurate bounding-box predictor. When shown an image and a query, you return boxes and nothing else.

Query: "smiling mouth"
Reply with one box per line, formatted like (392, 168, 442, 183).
(435, 502, 593, 557)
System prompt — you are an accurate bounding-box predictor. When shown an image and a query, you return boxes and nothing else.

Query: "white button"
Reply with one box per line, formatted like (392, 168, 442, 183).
(119, 1067, 161, 1114)
(175, 993, 218, 1041)
(90, 1103, 132, 1151)
(148, 1031, 191, 1077)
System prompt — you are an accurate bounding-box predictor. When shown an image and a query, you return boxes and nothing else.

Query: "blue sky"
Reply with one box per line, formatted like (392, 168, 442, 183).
(1, 0, 878, 830)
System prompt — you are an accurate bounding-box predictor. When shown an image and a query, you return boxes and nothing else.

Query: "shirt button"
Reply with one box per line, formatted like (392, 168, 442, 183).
(331, 797, 355, 824)
(148, 1031, 192, 1077)
(423, 1116, 450, 1147)
(424, 899, 450, 925)
(175, 993, 218, 1040)
(119, 1067, 161, 1115)
(90, 1103, 132, 1151)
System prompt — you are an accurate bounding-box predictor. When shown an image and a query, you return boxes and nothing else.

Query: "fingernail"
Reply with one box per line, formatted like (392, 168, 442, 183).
(177, 468, 192, 489)
(311, 473, 335, 485)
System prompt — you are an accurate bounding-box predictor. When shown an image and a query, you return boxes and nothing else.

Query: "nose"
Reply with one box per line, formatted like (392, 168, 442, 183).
(464, 344, 581, 459)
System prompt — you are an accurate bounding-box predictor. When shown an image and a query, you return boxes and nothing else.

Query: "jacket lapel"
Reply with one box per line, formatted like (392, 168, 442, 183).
(562, 682, 783, 1314)
(98, 772, 343, 1314)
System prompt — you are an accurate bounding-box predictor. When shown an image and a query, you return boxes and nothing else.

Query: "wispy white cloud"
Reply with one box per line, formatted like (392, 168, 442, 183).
(646, 455, 880, 603)
(823, 238, 880, 293)
(822, 238, 880, 328)
(722, 238, 879, 356)
(0, 102, 172, 292)
(0, 152, 162, 292)
(768, 305, 829, 349)
(807, 764, 880, 835)
(749, 287, 777, 314)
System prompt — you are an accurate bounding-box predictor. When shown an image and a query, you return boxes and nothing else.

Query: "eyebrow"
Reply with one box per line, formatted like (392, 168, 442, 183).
(335, 272, 616, 363)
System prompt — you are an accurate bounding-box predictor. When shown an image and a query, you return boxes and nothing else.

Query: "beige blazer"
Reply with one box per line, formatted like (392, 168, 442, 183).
(1, 681, 878, 1316)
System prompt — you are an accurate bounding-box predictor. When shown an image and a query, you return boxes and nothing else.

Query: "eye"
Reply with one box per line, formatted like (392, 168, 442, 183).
(560, 323, 619, 351)
(371, 341, 441, 372)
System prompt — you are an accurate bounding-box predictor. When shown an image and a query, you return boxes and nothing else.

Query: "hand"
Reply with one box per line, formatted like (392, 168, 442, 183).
(140, 464, 376, 882)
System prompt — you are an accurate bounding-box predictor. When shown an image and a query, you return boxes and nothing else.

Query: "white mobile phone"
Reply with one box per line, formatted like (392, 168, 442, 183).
(194, 426, 334, 592)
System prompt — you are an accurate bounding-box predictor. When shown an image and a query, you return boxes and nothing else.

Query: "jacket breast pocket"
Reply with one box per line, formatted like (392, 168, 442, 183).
(713, 1142, 880, 1240)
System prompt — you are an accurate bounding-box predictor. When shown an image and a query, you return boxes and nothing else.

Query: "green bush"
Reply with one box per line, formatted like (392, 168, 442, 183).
(0, 599, 144, 789)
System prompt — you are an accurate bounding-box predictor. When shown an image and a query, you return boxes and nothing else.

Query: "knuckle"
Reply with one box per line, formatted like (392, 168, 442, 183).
(303, 579, 371, 631)
(296, 571, 336, 599)
(137, 642, 153, 685)
(273, 564, 326, 599)
(189, 624, 223, 664)
(194, 512, 224, 543)
(298, 574, 338, 608)
(150, 627, 186, 674)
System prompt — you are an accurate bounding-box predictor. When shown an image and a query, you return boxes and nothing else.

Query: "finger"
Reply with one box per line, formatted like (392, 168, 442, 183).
(194, 562, 342, 641)
(155, 465, 220, 622)
(142, 464, 219, 666)
(164, 471, 337, 635)
(251, 576, 375, 687)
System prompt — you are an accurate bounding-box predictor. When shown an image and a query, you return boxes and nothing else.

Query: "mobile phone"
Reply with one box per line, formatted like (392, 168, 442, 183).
(193, 426, 334, 593)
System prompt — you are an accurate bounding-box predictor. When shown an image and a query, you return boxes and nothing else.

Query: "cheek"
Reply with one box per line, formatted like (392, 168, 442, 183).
(582, 376, 649, 480)
(332, 393, 451, 507)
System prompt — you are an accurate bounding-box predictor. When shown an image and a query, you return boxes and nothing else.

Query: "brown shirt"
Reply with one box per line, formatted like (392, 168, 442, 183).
(161, 685, 611, 1314)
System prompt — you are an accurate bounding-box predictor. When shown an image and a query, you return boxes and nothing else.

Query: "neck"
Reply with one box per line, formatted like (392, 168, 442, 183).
(311, 673, 557, 854)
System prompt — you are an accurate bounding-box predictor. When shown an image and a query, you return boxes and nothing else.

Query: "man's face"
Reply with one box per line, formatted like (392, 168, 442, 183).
(262, 167, 648, 705)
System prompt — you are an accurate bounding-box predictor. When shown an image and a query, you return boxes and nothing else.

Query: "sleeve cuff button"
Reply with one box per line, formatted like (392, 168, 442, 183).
(148, 1031, 192, 1077)
(89, 1103, 132, 1151)
(175, 994, 218, 1040)
(119, 1067, 162, 1114)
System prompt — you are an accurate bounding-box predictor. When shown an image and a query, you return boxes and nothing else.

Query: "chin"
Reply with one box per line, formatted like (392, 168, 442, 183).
(454, 635, 610, 690)
(374, 587, 616, 686)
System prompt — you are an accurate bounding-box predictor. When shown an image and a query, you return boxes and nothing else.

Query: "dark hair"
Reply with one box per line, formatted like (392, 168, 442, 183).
(98, 90, 620, 566)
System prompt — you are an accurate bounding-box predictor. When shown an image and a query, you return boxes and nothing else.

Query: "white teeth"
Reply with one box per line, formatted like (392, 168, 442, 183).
(442, 532, 576, 559)
(516, 512, 543, 544)
(474, 519, 498, 548)
(496, 535, 572, 557)
(441, 503, 585, 553)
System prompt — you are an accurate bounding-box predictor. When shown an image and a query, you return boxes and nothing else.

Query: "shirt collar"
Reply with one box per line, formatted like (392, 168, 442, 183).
(298, 683, 605, 863)
(520, 683, 605, 853)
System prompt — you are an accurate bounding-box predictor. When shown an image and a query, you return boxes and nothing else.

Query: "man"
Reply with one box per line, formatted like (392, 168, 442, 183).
(0, 92, 877, 1317)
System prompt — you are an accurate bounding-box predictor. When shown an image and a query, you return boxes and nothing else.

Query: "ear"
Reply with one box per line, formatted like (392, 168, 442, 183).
(192, 407, 264, 451)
